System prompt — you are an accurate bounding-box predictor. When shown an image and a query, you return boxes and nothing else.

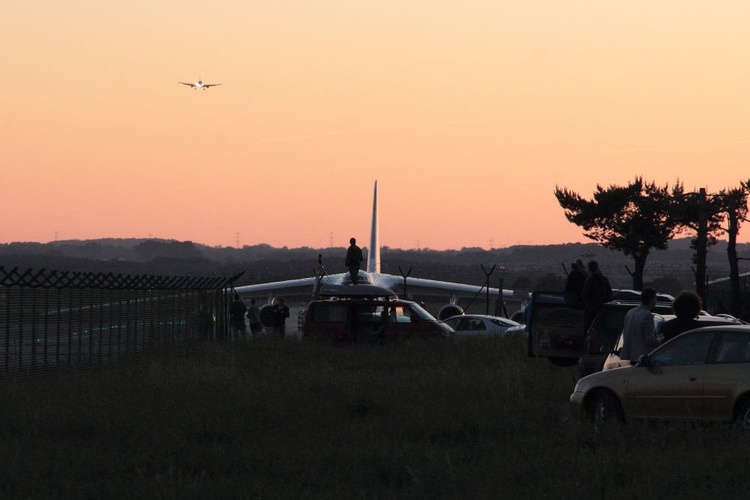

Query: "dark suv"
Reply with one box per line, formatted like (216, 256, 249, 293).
(527, 291, 672, 374)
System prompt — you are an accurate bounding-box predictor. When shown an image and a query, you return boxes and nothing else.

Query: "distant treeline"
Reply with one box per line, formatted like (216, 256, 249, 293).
(2, 238, 750, 296)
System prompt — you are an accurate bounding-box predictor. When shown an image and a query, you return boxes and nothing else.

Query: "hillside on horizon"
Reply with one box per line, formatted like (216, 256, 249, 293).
(6, 234, 746, 255)
(2, 237, 750, 297)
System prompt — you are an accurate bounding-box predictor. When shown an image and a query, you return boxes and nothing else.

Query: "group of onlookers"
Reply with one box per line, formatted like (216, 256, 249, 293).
(565, 258, 709, 364)
(229, 295, 290, 340)
(564, 259, 614, 331)
(619, 288, 705, 364)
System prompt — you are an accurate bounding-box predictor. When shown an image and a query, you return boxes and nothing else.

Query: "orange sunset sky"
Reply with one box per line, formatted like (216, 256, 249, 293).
(2, 1, 749, 250)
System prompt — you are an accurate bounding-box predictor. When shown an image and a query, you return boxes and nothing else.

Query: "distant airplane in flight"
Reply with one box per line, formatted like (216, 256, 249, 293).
(234, 181, 517, 320)
(178, 79, 221, 90)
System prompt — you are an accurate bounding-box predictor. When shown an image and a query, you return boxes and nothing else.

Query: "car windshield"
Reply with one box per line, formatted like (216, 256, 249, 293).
(408, 302, 436, 321)
(491, 318, 517, 327)
(714, 332, 750, 363)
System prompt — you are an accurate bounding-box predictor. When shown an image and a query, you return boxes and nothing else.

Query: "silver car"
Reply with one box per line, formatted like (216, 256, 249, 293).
(444, 314, 522, 338)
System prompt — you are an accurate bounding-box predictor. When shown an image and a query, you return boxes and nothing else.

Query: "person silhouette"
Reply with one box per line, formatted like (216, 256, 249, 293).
(564, 260, 587, 300)
(228, 294, 248, 342)
(581, 260, 612, 331)
(345, 237, 364, 285)
(272, 298, 290, 338)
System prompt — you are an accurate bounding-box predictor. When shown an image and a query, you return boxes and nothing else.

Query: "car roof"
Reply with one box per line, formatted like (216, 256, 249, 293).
(317, 284, 397, 299)
(656, 314, 742, 324)
(603, 300, 672, 312)
(672, 324, 750, 334)
(611, 289, 674, 303)
(531, 290, 675, 307)
(444, 314, 514, 321)
(310, 297, 413, 306)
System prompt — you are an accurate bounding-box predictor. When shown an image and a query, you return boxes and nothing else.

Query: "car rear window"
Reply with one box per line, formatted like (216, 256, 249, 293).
(714, 333, 750, 364)
(311, 304, 347, 323)
(533, 306, 582, 329)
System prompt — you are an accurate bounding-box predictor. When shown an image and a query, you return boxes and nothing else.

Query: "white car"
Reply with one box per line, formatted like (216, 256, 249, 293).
(443, 314, 522, 338)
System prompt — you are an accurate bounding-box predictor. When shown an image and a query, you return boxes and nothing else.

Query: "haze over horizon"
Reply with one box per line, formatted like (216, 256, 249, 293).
(4, 2, 749, 250)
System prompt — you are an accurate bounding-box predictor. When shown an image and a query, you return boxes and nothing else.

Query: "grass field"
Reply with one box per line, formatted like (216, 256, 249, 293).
(1, 335, 749, 499)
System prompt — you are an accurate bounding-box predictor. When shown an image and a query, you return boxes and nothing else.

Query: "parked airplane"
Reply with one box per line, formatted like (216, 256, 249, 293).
(178, 79, 221, 89)
(234, 181, 516, 322)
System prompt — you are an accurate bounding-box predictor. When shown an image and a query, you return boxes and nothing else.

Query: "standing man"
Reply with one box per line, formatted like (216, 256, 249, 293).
(620, 288, 660, 364)
(228, 294, 248, 342)
(564, 259, 588, 300)
(581, 260, 612, 331)
(246, 298, 263, 339)
(345, 237, 364, 285)
(272, 298, 290, 338)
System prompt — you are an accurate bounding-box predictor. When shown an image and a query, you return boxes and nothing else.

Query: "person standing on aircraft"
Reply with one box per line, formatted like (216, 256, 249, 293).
(272, 298, 290, 338)
(345, 237, 364, 285)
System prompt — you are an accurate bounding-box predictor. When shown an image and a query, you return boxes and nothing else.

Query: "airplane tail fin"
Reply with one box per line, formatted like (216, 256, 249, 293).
(367, 180, 380, 273)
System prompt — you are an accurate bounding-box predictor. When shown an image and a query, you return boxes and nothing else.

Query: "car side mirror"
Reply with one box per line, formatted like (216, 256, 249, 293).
(637, 354, 650, 367)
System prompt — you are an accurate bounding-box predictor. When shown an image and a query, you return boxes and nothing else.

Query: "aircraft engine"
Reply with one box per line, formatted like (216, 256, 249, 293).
(259, 304, 276, 328)
(437, 304, 464, 321)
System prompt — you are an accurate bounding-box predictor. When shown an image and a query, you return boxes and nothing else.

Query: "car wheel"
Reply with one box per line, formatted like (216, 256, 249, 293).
(592, 391, 623, 429)
(737, 399, 750, 431)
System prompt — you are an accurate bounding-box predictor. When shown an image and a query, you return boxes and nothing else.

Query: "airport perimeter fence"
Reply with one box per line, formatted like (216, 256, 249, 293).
(0, 266, 242, 381)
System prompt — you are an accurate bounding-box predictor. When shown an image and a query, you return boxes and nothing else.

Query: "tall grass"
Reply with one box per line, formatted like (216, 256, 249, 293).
(1, 336, 748, 499)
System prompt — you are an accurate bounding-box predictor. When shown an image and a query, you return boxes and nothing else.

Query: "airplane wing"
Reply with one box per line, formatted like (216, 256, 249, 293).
(233, 276, 318, 300)
(378, 275, 512, 300)
(203, 84, 221, 87)
(234, 274, 517, 302)
(178, 82, 195, 87)
(385, 275, 526, 318)
(401, 277, 507, 297)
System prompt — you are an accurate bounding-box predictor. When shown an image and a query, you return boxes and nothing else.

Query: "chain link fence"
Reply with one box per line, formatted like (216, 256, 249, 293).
(0, 267, 241, 381)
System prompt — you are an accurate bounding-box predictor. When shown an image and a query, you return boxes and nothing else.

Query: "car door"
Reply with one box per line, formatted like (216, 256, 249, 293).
(703, 331, 750, 421)
(490, 318, 515, 335)
(352, 303, 387, 342)
(306, 302, 348, 339)
(385, 303, 423, 339)
(528, 292, 585, 359)
(467, 318, 488, 337)
(626, 332, 715, 421)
